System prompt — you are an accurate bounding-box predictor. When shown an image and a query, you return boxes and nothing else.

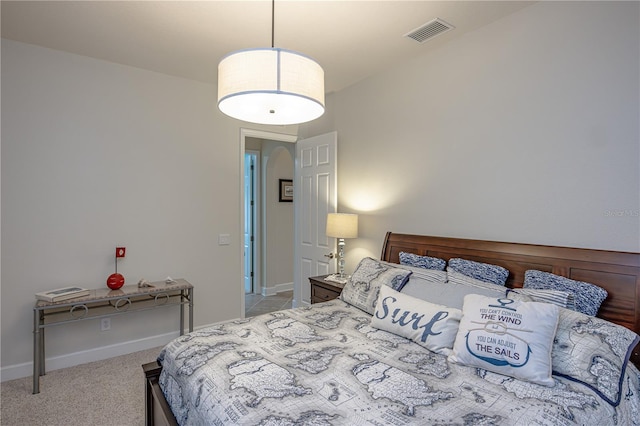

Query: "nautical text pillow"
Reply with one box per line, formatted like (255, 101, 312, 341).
(449, 294, 559, 386)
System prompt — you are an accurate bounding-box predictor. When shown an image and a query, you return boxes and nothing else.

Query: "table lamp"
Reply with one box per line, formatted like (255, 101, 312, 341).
(326, 213, 358, 278)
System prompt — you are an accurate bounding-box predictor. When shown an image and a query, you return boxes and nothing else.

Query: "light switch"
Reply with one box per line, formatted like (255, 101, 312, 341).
(218, 234, 231, 245)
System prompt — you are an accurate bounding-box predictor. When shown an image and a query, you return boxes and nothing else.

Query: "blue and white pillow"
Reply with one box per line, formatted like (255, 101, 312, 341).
(399, 252, 446, 271)
(340, 257, 412, 315)
(524, 270, 607, 316)
(449, 294, 559, 386)
(552, 307, 639, 406)
(447, 258, 509, 286)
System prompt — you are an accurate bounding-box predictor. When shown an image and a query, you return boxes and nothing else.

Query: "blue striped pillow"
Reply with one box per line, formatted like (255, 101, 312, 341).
(524, 270, 607, 316)
(508, 288, 576, 311)
(448, 258, 509, 286)
(399, 252, 446, 270)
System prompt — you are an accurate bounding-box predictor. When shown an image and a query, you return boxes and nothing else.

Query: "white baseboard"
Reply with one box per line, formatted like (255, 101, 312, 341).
(261, 281, 293, 297)
(1, 325, 222, 383)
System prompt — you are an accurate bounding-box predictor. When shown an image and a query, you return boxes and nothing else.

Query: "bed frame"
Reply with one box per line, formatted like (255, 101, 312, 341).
(380, 232, 640, 365)
(143, 232, 640, 426)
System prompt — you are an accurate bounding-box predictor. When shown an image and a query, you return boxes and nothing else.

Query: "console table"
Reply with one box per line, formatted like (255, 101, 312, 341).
(33, 278, 193, 394)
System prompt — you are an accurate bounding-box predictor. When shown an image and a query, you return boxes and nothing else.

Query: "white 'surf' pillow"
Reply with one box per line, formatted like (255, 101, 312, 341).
(371, 285, 462, 355)
(449, 294, 559, 386)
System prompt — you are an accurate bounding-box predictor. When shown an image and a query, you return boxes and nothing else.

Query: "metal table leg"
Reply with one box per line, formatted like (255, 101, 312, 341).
(179, 291, 185, 336)
(40, 325, 45, 375)
(33, 309, 40, 394)
(189, 288, 193, 332)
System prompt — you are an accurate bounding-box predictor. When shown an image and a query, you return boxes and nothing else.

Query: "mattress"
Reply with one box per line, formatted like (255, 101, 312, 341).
(158, 299, 640, 425)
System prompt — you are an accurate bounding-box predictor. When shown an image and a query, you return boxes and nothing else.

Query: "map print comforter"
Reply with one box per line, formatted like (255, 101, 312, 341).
(158, 300, 640, 425)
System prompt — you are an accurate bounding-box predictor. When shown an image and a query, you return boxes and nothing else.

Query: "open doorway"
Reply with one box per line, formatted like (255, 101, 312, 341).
(240, 130, 297, 318)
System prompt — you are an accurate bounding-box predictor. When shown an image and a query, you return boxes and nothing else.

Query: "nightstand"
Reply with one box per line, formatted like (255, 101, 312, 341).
(309, 275, 345, 304)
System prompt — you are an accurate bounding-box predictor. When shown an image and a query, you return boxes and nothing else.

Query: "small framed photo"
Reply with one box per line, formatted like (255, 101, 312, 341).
(279, 179, 293, 202)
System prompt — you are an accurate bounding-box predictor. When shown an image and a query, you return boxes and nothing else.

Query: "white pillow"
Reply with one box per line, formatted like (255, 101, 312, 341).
(449, 294, 559, 386)
(371, 285, 462, 355)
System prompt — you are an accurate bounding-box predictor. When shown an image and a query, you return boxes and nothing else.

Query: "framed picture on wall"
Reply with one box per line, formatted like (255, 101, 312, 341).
(279, 179, 293, 202)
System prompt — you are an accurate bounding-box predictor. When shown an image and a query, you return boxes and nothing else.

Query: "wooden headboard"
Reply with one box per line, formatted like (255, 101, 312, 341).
(381, 232, 640, 366)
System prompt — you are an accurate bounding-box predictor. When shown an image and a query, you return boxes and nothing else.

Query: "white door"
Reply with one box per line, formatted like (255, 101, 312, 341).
(243, 152, 257, 294)
(294, 131, 338, 307)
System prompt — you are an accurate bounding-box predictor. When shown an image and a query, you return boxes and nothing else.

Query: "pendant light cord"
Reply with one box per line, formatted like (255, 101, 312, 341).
(271, 0, 275, 48)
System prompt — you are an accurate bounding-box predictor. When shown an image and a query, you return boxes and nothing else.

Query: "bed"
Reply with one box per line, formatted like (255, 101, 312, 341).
(143, 232, 640, 425)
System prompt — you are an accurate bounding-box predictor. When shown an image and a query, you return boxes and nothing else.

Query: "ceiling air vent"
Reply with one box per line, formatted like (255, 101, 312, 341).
(404, 18, 454, 43)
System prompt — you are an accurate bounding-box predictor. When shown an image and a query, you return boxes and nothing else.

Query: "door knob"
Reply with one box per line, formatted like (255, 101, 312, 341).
(324, 253, 335, 259)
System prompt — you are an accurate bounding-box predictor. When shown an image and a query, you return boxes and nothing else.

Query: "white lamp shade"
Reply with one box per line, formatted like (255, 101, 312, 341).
(218, 48, 325, 125)
(326, 213, 358, 239)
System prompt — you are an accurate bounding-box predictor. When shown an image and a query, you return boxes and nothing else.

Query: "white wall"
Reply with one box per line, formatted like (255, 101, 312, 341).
(264, 145, 294, 294)
(321, 1, 639, 268)
(0, 39, 296, 378)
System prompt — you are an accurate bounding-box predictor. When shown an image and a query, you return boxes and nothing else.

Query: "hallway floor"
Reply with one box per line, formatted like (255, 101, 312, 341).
(245, 290, 293, 317)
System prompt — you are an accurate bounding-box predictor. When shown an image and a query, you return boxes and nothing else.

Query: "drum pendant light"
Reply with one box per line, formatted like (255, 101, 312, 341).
(217, 0, 325, 125)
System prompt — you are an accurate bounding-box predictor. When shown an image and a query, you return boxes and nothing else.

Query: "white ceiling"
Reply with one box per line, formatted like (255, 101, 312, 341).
(1, 1, 534, 94)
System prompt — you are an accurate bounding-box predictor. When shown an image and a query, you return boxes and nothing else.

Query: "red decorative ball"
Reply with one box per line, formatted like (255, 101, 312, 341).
(107, 273, 125, 290)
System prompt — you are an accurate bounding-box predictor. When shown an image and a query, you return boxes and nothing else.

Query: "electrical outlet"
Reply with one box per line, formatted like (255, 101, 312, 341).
(101, 318, 111, 331)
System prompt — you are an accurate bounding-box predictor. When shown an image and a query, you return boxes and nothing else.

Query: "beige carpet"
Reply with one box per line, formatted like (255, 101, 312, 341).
(1, 346, 162, 426)
(1, 294, 290, 425)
